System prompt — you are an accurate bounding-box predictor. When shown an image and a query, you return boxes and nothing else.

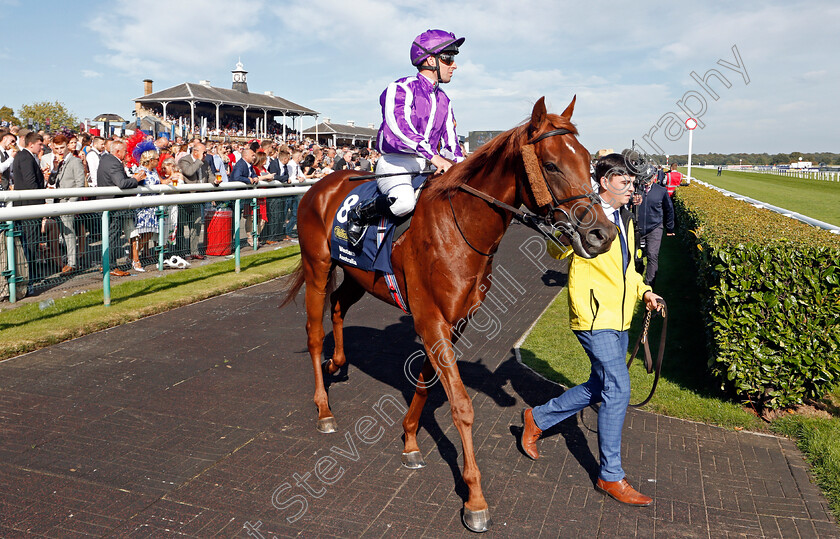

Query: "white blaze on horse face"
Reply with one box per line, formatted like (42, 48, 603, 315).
(564, 140, 577, 155)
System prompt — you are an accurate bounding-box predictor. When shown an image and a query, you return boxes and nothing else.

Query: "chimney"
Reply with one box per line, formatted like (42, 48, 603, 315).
(324, 117, 331, 124)
(347, 120, 355, 127)
(199, 80, 211, 86)
(368, 123, 375, 129)
(143, 79, 153, 95)
(264, 91, 274, 97)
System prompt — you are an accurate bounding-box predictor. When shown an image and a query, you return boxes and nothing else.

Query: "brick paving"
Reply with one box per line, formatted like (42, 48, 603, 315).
(0, 224, 836, 538)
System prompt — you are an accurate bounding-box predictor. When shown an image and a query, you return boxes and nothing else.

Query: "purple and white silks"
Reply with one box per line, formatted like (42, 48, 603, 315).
(376, 73, 464, 163)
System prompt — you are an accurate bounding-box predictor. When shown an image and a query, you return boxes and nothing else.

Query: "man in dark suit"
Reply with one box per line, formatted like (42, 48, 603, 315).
(333, 150, 351, 171)
(230, 148, 259, 184)
(11, 131, 46, 204)
(11, 132, 47, 279)
(97, 140, 143, 276)
(634, 173, 675, 286)
(177, 141, 212, 260)
(266, 146, 291, 240)
(358, 147, 373, 172)
(0, 129, 17, 191)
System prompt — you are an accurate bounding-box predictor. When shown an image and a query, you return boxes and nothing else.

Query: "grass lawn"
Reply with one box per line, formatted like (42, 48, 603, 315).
(519, 233, 840, 519)
(0, 245, 301, 361)
(685, 167, 840, 226)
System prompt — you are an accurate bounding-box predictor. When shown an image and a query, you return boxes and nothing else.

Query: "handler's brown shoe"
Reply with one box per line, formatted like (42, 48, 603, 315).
(596, 478, 652, 506)
(520, 408, 542, 460)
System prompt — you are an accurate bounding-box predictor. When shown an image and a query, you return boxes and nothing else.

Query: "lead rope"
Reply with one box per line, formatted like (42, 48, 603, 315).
(626, 299, 668, 407)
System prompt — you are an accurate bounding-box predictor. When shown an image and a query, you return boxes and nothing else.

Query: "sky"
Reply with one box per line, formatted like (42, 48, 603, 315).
(1, 0, 837, 155)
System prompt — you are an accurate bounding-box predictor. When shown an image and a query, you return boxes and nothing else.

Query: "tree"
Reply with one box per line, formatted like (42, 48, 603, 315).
(0, 105, 21, 126)
(17, 100, 78, 131)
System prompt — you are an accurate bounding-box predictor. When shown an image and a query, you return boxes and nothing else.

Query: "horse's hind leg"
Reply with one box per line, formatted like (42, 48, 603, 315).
(303, 256, 338, 433)
(324, 277, 365, 375)
(401, 357, 436, 469)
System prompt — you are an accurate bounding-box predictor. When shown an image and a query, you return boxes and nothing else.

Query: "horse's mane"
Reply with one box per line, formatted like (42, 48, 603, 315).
(426, 113, 578, 200)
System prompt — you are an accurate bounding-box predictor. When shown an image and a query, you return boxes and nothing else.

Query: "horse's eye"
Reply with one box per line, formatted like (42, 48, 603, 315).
(543, 162, 559, 173)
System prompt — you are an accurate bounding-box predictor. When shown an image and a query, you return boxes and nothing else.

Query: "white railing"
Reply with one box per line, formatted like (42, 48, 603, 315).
(694, 180, 840, 234)
(1, 180, 316, 306)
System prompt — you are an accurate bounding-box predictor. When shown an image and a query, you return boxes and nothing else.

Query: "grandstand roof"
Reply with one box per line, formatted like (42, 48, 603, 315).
(134, 82, 317, 116)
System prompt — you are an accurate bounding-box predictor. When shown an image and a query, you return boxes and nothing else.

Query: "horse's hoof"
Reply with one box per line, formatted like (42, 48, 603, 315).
(462, 507, 492, 533)
(401, 451, 426, 469)
(317, 417, 337, 433)
(321, 359, 334, 376)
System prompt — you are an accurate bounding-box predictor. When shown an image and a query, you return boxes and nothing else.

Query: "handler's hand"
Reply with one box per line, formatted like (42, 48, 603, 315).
(430, 155, 453, 175)
(643, 290, 664, 312)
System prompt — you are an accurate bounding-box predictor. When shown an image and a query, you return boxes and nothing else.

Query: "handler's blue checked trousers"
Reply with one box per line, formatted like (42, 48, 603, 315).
(531, 329, 631, 482)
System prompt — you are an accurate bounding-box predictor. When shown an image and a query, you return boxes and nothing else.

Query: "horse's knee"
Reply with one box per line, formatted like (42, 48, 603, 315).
(450, 399, 475, 428)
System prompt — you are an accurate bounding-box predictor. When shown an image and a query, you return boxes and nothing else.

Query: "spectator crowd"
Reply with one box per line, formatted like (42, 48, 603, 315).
(0, 122, 380, 296)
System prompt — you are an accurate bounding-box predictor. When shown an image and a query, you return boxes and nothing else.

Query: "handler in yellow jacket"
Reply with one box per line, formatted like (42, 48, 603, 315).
(521, 153, 664, 506)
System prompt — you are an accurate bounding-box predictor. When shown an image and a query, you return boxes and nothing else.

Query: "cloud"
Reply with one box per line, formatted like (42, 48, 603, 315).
(89, 0, 268, 81)
(82, 69, 102, 78)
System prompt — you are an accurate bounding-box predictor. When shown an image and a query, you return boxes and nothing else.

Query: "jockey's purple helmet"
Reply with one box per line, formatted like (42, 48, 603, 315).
(410, 29, 465, 66)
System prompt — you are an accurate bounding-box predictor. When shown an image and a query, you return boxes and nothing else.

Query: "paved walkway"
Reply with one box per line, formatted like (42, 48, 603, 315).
(0, 225, 836, 538)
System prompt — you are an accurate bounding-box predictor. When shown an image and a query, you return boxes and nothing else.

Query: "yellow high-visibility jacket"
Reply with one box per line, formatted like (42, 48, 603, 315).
(548, 208, 651, 332)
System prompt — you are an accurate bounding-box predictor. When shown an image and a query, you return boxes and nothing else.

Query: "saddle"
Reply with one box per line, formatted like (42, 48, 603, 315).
(329, 174, 427, 274)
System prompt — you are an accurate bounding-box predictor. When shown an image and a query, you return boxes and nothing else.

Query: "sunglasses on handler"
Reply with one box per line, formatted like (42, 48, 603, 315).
(438, 53, 457, 66)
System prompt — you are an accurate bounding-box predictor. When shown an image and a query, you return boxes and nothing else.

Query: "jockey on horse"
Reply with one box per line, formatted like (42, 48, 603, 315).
(345, 29, 466, 246)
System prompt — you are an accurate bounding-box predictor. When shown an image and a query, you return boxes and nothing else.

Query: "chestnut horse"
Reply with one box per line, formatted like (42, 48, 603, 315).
(281, 97, 615, 532)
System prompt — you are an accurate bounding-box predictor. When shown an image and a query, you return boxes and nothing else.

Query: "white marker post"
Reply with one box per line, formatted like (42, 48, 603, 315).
(685, 117, 698, 184)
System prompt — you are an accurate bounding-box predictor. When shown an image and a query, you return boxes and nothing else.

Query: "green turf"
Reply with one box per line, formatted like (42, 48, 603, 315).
(519, 235, 764, 430)
(0, 246, 301, 360)
(685, 167, 840, 226)
(773, 415, 840, 520)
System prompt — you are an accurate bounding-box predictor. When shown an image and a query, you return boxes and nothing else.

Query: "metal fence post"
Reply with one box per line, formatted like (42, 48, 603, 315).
(234, 198, 241, 273)
(3, 221, 17, 303)
(252, 197, 258, 251)
(156, 205, 166, 271)
(102, 211, 111, 307)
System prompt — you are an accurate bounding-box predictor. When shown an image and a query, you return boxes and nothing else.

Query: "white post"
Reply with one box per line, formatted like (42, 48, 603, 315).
(215, 103, 220, 132)
(190, 101, 195, 136)
(687, 128, 693, 185)
(282, 112, 287, 140)
(263, 110, 267, 138)
(315, 115, 318, 143)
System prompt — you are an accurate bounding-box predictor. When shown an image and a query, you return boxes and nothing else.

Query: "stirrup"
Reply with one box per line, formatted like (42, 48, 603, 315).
(345, 195, 393, 247)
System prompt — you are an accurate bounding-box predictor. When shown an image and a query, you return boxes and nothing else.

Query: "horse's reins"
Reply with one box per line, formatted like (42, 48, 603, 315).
(449, 127, 600, 256)
(626, 299, 668, 407)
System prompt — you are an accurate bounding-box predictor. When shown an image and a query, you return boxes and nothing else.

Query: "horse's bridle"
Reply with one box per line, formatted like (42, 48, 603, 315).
(452, 127, 602, 257)
(525, 128, 602, 235)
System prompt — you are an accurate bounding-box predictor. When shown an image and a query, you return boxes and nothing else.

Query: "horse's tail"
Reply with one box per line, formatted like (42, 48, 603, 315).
(279, 261, 338, 315)
(280, 262, 306, 309)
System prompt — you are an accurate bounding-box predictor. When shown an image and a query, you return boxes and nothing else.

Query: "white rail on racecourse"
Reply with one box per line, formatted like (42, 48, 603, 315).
(693, 180, 840, 234)
(0, 180, 316, 221)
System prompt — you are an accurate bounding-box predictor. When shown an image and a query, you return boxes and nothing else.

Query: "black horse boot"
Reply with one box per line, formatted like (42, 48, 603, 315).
(346, 195, 394, 247)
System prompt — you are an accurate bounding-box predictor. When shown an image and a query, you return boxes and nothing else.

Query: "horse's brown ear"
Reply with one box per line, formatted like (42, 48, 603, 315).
(561, 95, 577, 119)
(530, 97, 547, 132)
(528, 96, 548, 137)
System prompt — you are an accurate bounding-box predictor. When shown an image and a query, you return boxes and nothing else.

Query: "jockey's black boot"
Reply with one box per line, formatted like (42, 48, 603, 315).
(346, 195, 394, 247)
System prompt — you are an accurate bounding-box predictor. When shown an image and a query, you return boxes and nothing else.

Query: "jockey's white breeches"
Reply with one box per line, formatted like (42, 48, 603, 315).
(375, 153, 426, 217)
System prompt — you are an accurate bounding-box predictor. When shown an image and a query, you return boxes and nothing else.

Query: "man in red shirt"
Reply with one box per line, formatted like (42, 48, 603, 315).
(665, 163, 682, 197)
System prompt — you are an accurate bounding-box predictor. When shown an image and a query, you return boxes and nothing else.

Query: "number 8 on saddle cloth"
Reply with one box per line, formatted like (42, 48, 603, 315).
(329, 173, 428, 274)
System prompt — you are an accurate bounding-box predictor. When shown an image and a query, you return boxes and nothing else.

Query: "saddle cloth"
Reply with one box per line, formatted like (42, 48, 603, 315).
(329, 174, 427, 313)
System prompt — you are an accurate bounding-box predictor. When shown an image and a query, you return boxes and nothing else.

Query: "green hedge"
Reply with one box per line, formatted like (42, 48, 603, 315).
(673, 184, 840, 409)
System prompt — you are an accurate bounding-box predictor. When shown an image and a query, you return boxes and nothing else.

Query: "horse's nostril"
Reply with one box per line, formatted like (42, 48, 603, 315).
(587, 228, 605, 247)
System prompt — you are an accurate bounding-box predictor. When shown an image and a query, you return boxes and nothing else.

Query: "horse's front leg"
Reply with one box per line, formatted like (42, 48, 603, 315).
(417, 318, 491, 533)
